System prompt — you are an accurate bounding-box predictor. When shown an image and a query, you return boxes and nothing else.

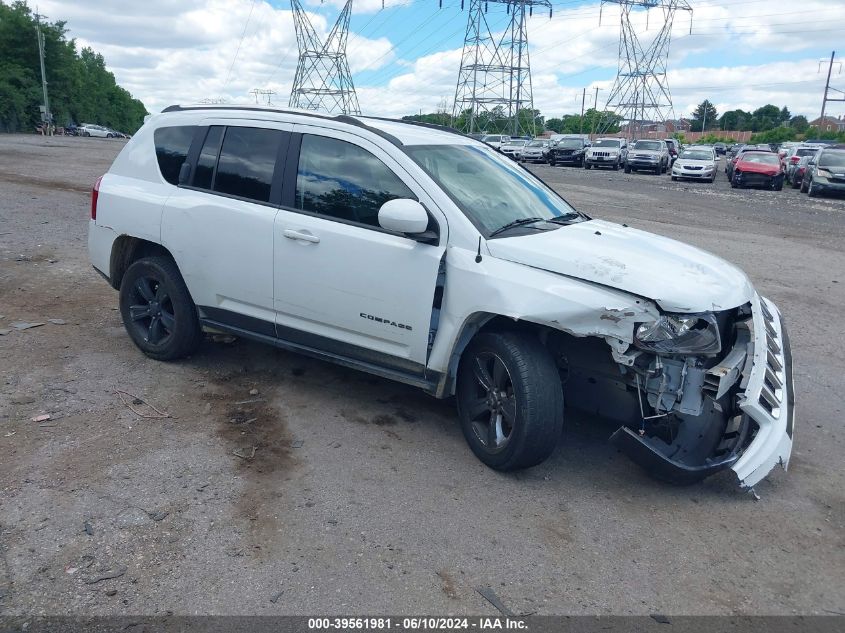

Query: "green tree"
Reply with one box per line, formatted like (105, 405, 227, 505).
(0, 0, 147, 133)
(690, 99, 718, 132)
(788, 115, 809, 133)
(750, 105, 782, 132)
(718, 109, 752, 131)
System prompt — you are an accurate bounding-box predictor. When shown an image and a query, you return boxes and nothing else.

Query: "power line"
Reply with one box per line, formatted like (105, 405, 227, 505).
(224, 0, 258, 87)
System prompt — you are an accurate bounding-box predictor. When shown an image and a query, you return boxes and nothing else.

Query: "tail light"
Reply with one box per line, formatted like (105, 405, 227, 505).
(91, 175, 103, 221)
(790, 156, 800, 164)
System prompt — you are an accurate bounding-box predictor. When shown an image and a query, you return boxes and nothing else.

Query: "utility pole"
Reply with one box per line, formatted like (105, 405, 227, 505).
(579, 88, 586, 135)
(818, 51, 844, 125)
(34, 9, 52, 134)
(701, 100, 707, 134)
(590, 87, 601, 139)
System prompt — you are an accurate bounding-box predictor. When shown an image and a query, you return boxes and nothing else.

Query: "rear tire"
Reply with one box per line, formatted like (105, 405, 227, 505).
(119, 256, 203, 361)
(584, 163, 592, 170)
(624, 165, 631, 174)
(456, 331, 564, 471)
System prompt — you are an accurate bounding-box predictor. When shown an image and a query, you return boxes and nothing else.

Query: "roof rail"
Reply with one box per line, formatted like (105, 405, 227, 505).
(159, 104, 405, 147)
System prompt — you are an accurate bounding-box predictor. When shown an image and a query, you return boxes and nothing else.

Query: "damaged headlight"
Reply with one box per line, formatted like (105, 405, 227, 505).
(634, 313, 721, 355)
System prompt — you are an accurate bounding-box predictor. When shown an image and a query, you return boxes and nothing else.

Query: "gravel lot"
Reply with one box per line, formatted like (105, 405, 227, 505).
(0, 134, 843, 616)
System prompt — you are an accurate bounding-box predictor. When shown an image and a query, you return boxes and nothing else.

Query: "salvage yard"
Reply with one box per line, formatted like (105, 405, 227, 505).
(1, 134, 844, 616)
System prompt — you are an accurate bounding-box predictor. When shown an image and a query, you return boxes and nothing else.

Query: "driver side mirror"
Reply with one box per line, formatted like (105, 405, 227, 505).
(379, 199, 433, 240)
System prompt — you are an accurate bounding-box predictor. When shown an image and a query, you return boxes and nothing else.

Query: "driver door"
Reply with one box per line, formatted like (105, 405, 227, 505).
(273, 127, 447, 374)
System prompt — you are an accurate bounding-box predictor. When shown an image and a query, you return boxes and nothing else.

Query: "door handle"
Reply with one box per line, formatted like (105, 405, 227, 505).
(283, 229, 320, 244)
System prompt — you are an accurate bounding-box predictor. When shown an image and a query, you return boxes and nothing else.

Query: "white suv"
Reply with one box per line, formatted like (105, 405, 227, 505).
(88, 105, 794, 490)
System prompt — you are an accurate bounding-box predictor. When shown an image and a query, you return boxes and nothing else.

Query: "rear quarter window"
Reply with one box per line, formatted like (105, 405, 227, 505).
(154, 126, 196, 185)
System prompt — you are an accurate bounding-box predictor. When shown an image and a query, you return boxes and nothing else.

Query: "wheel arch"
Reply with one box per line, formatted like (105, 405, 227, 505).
(435, 313, 571, 399)
(109, 235, 175, 290)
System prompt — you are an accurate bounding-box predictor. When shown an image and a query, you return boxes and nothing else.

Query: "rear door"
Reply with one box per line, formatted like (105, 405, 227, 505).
(272, 126, 447, 373)
(161, 119, 291, 332)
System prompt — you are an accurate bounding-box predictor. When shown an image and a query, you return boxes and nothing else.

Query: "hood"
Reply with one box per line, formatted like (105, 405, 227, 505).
(486, 219, 754, 313)
(737, 161, 780, 175)
(630, 149, 661, 157)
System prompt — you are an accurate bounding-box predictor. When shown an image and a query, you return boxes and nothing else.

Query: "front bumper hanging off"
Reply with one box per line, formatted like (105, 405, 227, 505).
(611, 294, 794, 490)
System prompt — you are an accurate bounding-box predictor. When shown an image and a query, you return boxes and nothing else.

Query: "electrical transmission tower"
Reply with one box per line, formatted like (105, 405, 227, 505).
(289, 0, 360, 115)
(452, 0, 552, 137)
(599, 0, 692, 139)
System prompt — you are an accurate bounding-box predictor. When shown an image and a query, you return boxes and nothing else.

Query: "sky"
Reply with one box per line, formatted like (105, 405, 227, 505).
(34, 0, 845, 123)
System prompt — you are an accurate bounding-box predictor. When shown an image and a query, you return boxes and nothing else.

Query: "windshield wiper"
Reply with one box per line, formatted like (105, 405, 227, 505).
(489, 216, 546, 237)
(544, 212, 583, 224)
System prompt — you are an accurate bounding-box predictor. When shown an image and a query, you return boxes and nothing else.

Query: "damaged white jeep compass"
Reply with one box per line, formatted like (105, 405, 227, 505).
(89, 105, 794, 491)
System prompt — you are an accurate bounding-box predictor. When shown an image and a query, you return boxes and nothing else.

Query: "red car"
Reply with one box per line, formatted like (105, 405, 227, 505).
(730, 151, 785, 190)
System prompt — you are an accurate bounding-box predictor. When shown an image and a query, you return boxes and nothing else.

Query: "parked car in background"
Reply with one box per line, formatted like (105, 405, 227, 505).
(625, 139, 669, 174)
(800, 148, 845, 197)
(519, 139, 552, 163)
(713, 142, 726, 155)
(788, 155, 814, 188)
(584, 138, 627, 170)
(481, 134, 511, 150)
(78, 123, 117, 138)
(671, 146, 717, 182)
(730, 151, 784, 190)
(500, 139, 527, 160)
(725, 145, 771, 180)
(663, 139, 681, 164)
(783, 145, 823, 183)
(548, 137, 589, 167)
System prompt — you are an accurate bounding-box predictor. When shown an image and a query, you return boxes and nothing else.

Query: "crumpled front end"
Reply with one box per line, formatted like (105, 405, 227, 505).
(604, 294, 794, 490)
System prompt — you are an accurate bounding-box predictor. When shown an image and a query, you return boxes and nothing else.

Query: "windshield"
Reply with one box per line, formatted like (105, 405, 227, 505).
(556, 139, 583, 148)
(818, 150, 845, 168)
(406, 144, 581, 235)
(742, 152, 779, 165)
(634, 141, 662, 151)
(680, 150, 713, 161)
(594, 140, 621, 147)
(503, 140, 526, 147)
(526, 140, 546, 147)
(482, 135, 503, 142)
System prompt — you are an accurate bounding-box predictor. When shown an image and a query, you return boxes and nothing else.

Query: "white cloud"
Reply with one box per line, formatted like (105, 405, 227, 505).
(36, 0, 845, 121)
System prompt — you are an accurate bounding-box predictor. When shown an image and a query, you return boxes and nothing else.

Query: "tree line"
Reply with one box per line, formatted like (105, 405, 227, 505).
(689, 99, 844, 143)
(0, 1, 147, 134)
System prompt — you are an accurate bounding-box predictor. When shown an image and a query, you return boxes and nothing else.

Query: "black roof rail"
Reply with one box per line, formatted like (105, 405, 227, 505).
(159, 105, 405, 147)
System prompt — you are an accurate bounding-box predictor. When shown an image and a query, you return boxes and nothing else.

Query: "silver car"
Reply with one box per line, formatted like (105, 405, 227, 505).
(671, 146, 717, 183)
(519, 139, 551, 163)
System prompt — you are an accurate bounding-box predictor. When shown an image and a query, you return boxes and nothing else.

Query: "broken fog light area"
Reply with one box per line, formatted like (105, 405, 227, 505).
(634, 313, 721, 355)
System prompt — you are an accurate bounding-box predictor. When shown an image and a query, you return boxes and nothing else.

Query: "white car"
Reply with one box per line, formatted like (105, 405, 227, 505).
(584, 138, 627, 170)
(79, 123, 117, 138)
(88, 105, 794, 490)
(480, 134, 510, 150)
(500, 139, 527, 160)
(671, 146, 717, 182)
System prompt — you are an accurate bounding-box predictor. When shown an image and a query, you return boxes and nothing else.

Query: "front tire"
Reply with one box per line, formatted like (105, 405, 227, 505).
(808, 180, 819, 197)
(119, 256, 203, 361)
(456, 331, 564, 471)
(584, 163, 592, 170)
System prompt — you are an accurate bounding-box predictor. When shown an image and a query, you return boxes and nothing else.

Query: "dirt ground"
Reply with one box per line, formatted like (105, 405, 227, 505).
(0, 134, 843, 616)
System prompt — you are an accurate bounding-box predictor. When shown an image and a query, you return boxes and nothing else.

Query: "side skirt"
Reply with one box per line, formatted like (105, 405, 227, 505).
(198, 316, 441, 395)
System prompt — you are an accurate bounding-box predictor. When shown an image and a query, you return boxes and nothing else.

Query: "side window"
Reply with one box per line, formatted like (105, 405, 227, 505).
(295, 134, 415, 227)
(154, 125, 196, 185)
(213, 127, 283, 203)
(193, 126, 224, 190)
